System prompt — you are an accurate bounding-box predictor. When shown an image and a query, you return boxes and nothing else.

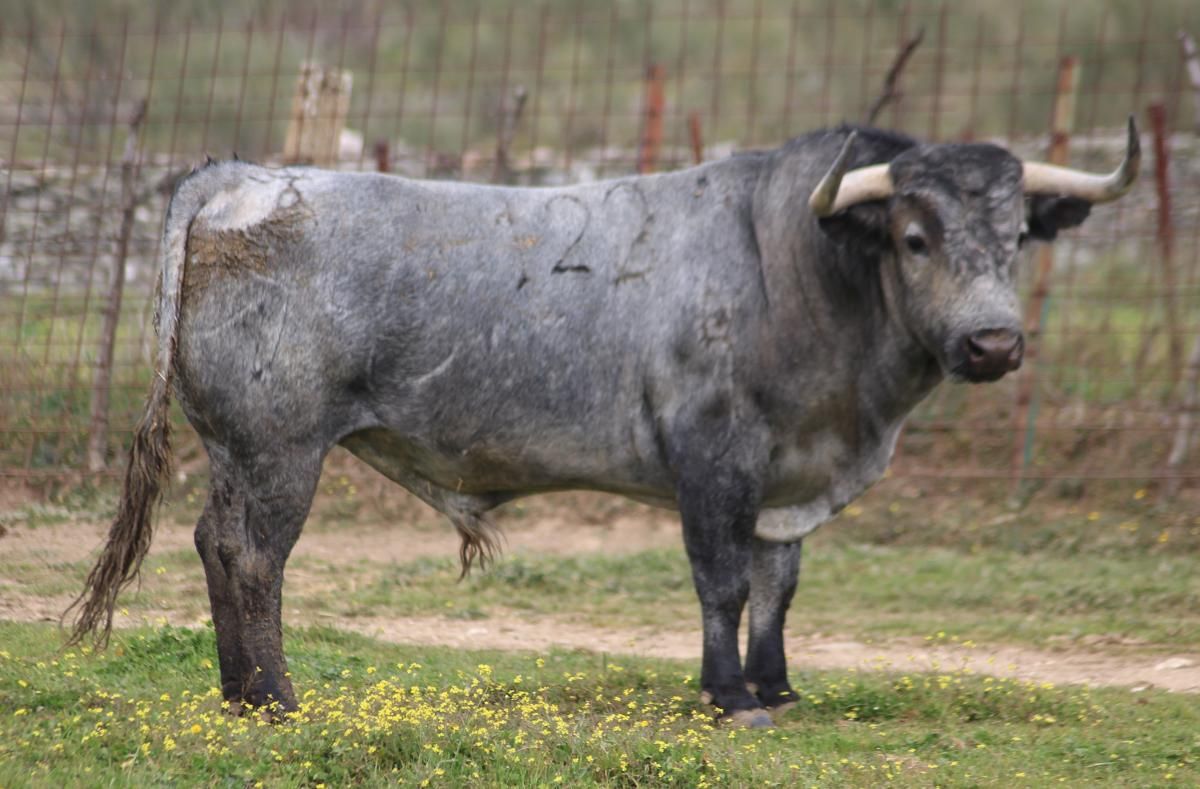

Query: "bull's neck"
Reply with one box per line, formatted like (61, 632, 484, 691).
(772, 228, 943, 436)
(746, 149, 943, 439)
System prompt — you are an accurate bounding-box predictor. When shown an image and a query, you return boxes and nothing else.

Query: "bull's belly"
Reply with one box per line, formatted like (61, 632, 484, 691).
(342, 418, 900, 544)
(340, 425, 676, 505)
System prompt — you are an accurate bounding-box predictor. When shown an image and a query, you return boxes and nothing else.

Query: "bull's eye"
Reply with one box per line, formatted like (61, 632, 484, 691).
(904, 232, 928, 256)
(901, 221, 928, 256)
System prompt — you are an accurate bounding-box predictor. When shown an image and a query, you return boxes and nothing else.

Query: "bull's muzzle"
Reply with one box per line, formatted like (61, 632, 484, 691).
(963, 329, 1023, 381)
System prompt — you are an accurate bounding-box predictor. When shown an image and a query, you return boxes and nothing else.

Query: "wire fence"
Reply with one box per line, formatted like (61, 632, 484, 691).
(2, 0, 1198, 496)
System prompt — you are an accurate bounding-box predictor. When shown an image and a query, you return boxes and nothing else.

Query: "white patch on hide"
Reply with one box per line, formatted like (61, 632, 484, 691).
(755, 506, 829, 542)
(195, 175, 298, 232)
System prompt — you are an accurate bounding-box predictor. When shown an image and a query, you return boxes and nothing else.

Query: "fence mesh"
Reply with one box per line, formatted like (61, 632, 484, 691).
(2, 0, 1198, 494)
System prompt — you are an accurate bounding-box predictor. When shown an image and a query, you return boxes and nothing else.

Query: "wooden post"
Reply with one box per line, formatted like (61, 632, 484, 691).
(1164, 335, 1200, 499)
(864, 27, 924, 126)
(373, 139, 390, 173)
(1011, 56, 1078, 493)
(687, 112, 704, 165)
(282, 62, 352, 166)
(86, 98, 147, 472)
(1179, 31, 1200, 132)
(1148, 103, 1182, 399)
(637, 64, 665, 174)
(492, 85, 528, 185)
(1163, 32, 1200, 498)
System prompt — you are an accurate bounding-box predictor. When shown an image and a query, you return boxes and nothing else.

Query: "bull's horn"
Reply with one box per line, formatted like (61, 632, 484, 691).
(808, 131, 894, 218)
(1022, 115, 1141, 203)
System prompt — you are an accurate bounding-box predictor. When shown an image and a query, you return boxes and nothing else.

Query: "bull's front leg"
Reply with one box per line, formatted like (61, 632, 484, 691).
(745, 536, 802, 712)
(676, 464, 773, 728)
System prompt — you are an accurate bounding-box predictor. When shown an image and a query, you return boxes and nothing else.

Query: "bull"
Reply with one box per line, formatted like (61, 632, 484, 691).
(68, 120, 1140, 727)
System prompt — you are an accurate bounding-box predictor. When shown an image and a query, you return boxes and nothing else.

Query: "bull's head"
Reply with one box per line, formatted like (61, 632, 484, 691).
(809, 119, 1140, 383)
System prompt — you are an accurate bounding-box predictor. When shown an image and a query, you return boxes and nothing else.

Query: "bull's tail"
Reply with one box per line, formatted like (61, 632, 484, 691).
(63, 370, 173, 648)
(65, 161, 237, 649)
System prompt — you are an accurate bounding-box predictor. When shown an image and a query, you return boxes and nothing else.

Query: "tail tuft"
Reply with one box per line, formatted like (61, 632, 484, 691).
(64, 368, 174, 649)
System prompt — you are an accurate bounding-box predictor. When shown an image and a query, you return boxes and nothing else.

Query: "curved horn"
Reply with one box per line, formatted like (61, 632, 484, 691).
(1022, 115, 1141, 203)
(808, 131, 894, 218)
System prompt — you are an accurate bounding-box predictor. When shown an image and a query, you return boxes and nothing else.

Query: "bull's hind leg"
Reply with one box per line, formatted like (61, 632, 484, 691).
(194, 444, 322, 714)
(744, 537, 802, 712)
(194, 468, 245, 706)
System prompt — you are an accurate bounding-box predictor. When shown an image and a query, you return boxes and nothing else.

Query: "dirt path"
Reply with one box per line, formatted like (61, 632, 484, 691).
(332, 614, 1200, 693)
(7, 590, 1197, 693)
(3, 511, 1198, 694)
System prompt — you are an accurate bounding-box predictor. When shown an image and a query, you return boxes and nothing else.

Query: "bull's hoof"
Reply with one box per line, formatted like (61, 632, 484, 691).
(767, 700, 797, 718)
(259, 701, 293, 724)
(223, 691, 295, 723)
(722, 708, 775, 729)
(750, 681, 799, 712)
(700, 686, 774, 727)
(699, 682, 760, 707)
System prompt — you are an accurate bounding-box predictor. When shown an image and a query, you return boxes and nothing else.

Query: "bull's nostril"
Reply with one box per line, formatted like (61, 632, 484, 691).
(965, 329, 1022, 375)
(1008, 336, 1025, 363)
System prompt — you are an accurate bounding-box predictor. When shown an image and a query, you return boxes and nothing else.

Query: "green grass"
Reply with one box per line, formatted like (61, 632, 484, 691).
(1, 622, 1197, 787)
(1, 294, 161, 470)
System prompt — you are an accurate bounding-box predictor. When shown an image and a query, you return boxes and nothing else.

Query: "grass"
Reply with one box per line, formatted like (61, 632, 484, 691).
(0, 622, 1197, 787)
(2, 478, 1197, 785)
(1, 293, 159, 471)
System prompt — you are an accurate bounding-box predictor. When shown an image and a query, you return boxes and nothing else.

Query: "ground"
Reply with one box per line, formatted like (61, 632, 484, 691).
(3, 471, 1197, 694)
(2, 470, 1198, 785)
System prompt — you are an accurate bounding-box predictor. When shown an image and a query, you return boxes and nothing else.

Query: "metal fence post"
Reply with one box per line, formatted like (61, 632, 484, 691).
(86, 97, 146, 473)
(637, 65, 665, 175)
(1011, 55, 1079, 494)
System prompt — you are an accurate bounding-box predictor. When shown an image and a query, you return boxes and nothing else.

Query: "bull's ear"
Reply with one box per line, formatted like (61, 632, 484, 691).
(816, 202, 890, 253)
(1026, 195, 1091, 241)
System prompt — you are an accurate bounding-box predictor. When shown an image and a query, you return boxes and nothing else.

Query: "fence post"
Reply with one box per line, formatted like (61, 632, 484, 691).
(372, 139, 390, 173)
(1180, 31, 1200, 132)
(282, 62, 352, 166)
(637, 64, 665, 174)
(492, 85, 528, 185)
(1011, 55, 1078, 494)
(863, 28, 924, 126)
(1148, 103, 1181, 400)
(86, 98, 147, 473)
(687, 112, 704, 165)
(1164, 336, 1200, 499)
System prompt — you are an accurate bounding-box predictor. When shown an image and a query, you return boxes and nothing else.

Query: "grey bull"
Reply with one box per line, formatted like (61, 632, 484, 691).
(69, 121, 1140, 727)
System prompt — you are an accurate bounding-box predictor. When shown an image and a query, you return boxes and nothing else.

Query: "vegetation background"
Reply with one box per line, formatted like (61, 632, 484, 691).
(3, 0, 1196, 160)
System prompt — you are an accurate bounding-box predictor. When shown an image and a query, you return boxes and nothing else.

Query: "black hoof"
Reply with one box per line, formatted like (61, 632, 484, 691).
(722, 708, 775, 728)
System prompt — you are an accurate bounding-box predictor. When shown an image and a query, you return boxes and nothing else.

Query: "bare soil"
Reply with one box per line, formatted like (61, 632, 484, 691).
(2, 498, 1197, 694)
